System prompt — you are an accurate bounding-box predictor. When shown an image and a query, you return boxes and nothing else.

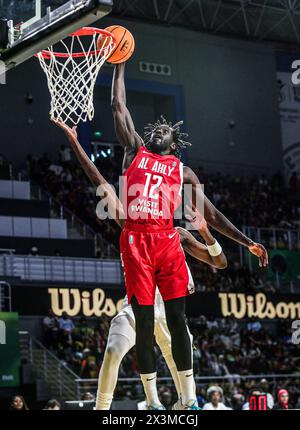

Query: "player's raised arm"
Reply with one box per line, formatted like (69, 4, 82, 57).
(183, 165, 268, 268)
(52, 119, 125, 228)
(111, 63, 143, 172)
(176, 210, 227, 270)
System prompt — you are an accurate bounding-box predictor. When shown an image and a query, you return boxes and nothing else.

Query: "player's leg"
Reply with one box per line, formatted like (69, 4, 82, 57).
(163, 297, 197, 407)
(154, 265, 196, 404)
(131, 296, 163, 409)
(155, 230, 199, 409)
(154, 321, 181, 399)
(96, 313, 135, 410)
(120, 228, 164, 409)
(154, 316, 195, 403)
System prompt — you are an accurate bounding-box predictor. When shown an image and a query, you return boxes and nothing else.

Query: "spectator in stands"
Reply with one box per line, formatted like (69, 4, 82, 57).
(217, 354, 230, 376)
(160, 390, 173, 410)
(242, 387, 272, 410)
(9, 395, 29, 410)
(59, 144, 72, 165)
(208, 354, 223, 376)
(73, 316, 91, 341)
(259, 378, 274, 409)
(58, 312, 74, 334)
(231, 393, 245, 410)
(294, 395, 300, 409)
(29, 246, 39, 256)
(82, 392, 95, 401)
(242, 387, 261, 410)
(79, 348, 98, 379)
(203, 386, 231, 410)
(48, 162, 63, 177)
(58, 312, 75, 353)
(44, 399, 61, 410)
(195, 387, 207, 408)
(273, 389, 290, 410)
(42, 309, 59, 349)
(38, 153, 51, 172)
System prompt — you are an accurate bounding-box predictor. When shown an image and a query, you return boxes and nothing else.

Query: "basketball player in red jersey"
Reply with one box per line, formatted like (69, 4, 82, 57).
(111, 63, 268, 410)
(52, 118, 227, 411)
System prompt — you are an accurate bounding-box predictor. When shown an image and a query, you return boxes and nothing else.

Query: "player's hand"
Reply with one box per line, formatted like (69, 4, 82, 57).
(185, 204, 208, 233)
(175, 226, 190, 242)
(52, 118, 78, 141)
(248, 242, 269, 268)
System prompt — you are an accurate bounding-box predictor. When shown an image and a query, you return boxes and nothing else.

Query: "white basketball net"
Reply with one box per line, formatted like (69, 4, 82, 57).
(37, 28, 115, 125)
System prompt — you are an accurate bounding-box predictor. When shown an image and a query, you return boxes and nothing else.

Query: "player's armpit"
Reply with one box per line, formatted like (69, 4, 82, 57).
(122, 139, 140, 173)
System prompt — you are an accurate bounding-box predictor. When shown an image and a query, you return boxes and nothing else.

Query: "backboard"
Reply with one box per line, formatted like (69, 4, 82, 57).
(0, 0, 113, 71)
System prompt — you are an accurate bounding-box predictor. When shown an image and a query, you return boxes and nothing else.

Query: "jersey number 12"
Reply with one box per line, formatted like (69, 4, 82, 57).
(143, 173, 162, 200)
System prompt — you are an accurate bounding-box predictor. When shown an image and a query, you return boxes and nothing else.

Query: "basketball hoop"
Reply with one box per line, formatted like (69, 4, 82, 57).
(36, 27, 116, 125)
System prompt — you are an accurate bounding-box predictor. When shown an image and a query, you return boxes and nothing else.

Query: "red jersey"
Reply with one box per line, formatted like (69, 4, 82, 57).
(122, 146, 183, 228)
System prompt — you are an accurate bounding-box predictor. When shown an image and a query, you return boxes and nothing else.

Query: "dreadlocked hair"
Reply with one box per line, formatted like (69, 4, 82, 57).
(144, 115, 192, 159)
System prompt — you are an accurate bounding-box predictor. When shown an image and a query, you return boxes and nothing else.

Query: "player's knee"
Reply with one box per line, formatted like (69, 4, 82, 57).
(135, 317, 154, 335)
(166, 310, 186, 332)
(105, 341, 124, 364)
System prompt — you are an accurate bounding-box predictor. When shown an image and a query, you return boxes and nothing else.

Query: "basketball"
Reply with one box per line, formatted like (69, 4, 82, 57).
(98, 25, 135, 64)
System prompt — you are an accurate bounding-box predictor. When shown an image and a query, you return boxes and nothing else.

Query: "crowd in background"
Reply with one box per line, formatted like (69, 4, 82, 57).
(188, 259, 277, 293)
(20, 148, 121, 257)
(192, 167, 300, 230)
(41, 310, 300, 409)
(7, 384, 296, 410)
(7, 394, 94, 411)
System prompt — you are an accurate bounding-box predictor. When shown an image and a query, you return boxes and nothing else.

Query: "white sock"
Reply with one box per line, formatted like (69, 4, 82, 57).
(140, 372, 161, 406)
(177, 369, 196, 405)
(95, 392, 114, 410)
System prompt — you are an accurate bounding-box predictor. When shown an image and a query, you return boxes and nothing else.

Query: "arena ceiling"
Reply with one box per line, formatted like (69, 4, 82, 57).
(112, 0, 300, 45)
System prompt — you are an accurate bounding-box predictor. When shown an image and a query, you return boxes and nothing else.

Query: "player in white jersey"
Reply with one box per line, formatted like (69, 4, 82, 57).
(52, 119, 227, 410)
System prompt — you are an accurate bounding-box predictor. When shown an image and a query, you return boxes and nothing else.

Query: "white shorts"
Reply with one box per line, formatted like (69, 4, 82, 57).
(109, 312, 136, 350)
(108, 265, 194, 350)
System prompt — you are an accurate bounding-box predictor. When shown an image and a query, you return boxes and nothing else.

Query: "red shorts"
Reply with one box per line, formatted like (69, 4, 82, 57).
(120, 222, 190, 305)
